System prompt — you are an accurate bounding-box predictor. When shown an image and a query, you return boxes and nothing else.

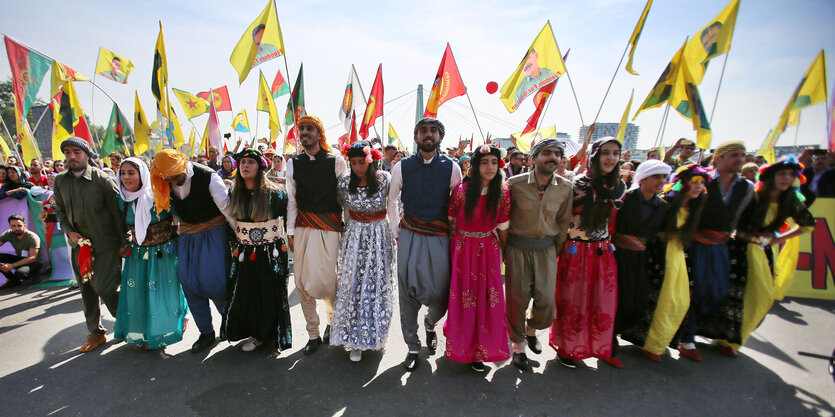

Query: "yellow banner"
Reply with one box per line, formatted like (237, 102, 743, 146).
(230, 0, 286, 84)
(787, 198, 835, 300)
(510, 125, 556, 154)
(95, 47, 134, 84)
(500, 22, 566, 113)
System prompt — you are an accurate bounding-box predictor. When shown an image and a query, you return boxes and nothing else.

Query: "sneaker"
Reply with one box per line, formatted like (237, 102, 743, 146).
(241, 337, 261, 352)
(349, 349, 362, 362)
(471, 361, 485, 372)
(557, 354, 578, 369)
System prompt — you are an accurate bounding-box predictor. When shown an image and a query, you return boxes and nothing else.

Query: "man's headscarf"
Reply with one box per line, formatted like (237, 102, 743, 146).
(530, 138, 564, 159)
(413, 117, 445, 139)
(297, 115, 331, 153)
(629, 159, 672, 190)
(150, 149, 188, 214)
(713, 140, 745, 159)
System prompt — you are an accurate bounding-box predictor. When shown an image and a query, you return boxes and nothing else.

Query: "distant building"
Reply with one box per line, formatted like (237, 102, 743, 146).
(578, 123, 639, 150)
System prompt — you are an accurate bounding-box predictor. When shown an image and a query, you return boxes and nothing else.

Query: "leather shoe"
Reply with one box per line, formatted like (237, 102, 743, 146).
(678, 344, 703, 361)
(557, 354, 578, 369)
(717, 344, 739, 358)
(191, 331, 216, 353)
(471, 361, 485, 372)
(526, 335, 542, 354)
(403, 352, 419, 372)
(601, 356, 624, 368)
(512, 352, 532, 371)
(303, 337, 322, 355)
(425, 330, 437, 354)
(322, 325, 331, 344)
(79, 333, 106, 353)
(642, 350, 663, 362)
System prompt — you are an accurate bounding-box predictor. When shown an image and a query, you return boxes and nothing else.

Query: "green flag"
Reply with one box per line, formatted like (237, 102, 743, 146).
(101, 103, 133, 156)
(284, 63, 306, 125)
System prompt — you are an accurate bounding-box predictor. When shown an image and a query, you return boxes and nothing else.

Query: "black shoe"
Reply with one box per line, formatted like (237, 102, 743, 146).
(471, 361, 485, 372)
(403, 352, 419, 372)
(557, 354, 578, 369)
(191, 331, 216, 353)
(512, 352, 532, 371)
(322, 325, 331, 344)
(426, 330, 437, 354)
(69, 281, 79, 290)
(0, 279, 20, 290)
(526, 335, 542, 354)
(304, 337, 322, 355)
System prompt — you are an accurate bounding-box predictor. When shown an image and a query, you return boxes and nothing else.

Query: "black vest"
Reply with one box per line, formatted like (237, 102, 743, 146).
(292, 149, 341, 214)
(170, 164, 223, 224)
(614, 189, 668, 238)
(698, 178, 750, 232)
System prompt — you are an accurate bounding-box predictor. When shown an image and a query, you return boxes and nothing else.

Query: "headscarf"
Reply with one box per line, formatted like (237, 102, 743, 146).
(664, 164, 712, 197)
(60, 136, 98, 160)
(341, 140, 383, 163)
(150, 149, 188, 214)
(530, 138, 564, 159)
(118, 158, 154, 245)
(756, 154, 807, 200)
(297, 115, 331, 152)
(630, 159, 672, 190)
(589, 136, 622, 160)
(234, 148, 270, 170)
(473, 144, 506, 169)
(218, 155, 237, 179)
(413, 117, 445, 139)
(713, 140, 746, 159)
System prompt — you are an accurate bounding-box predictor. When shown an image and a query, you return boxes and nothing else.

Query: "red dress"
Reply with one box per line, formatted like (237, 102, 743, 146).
(443, 183, 511, 363)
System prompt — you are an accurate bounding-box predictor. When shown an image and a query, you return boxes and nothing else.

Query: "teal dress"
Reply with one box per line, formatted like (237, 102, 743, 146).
(114, 199, 188, 349)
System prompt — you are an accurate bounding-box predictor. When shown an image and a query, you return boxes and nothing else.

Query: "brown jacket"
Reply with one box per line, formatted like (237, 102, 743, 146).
(507, 170, 573, 249)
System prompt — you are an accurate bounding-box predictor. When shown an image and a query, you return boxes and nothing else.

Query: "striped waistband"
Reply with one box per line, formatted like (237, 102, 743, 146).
(400, 214, 449, 237)
(611, 233, 647, 251)
(179, 215, 226, 235)
(296, 210, 343, 233)
(349, 209, 387, 223)
(693, 229, 730, 245)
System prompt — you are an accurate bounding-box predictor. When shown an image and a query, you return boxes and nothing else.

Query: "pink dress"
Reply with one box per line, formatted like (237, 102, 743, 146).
(443, 183, 511, 363)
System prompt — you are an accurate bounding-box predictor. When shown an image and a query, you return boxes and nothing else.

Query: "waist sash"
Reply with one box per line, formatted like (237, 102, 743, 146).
(235, 218, 285, 245)
(131, 218, 176, 247)
(400, 213, 449, 237)
(507, 234, 555, 251)
(296, 210, 343, 233)
(179, 215, 226, 235)
(349, 209, 387, 223)
(611, 233, 647, 251)
(693, 229, 730, 245)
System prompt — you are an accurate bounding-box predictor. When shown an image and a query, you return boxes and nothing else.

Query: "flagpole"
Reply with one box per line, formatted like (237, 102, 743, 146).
(464, 92, 486, 143)
(708, 51, 731, 124)
(29, 107, 50, 137)
(793, 113, 801, 147)
(654, 102, 671, 148)
(592, 43, 631, 126)
(272, 0, 299, 154)
(0, 117, 24, 161)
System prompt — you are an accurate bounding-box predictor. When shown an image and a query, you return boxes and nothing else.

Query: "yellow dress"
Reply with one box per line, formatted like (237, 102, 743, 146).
(643, 208, 690, 355)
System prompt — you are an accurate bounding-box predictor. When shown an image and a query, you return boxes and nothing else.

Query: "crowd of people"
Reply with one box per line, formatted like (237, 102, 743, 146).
(1, 115, 833, 375)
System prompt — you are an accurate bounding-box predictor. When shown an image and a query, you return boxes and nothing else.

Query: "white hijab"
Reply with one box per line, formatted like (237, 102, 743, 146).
(118, 158, 154, 245)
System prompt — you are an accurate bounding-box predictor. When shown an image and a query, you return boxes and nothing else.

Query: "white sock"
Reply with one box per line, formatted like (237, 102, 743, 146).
(513, 341, 527, 354)
(681, 342, 696, 350)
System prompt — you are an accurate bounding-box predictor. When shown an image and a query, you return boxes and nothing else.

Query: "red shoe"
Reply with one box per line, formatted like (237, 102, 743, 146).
(601, 356, 624, 368)
(678, 344, 703, 361)
(642, 350, 663, 362)
(718, 344, 739, 358)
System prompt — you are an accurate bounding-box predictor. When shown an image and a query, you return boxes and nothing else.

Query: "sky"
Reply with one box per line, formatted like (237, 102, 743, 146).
(2, 0, 835, 153)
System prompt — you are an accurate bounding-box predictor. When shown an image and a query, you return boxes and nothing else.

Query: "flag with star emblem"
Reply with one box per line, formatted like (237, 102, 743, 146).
(101, 103, 132, 157)
(172, 88, 209, 119)
(197, 86, 232, 112)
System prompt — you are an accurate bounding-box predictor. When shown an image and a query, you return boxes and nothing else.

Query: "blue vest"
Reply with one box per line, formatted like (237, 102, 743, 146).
(400, 153, 454, 222)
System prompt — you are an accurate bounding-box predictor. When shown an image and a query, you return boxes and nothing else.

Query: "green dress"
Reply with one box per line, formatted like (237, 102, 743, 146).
(114, 200, 188, 349)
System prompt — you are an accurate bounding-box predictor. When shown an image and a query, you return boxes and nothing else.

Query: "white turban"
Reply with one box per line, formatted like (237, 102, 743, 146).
(630, 159, 672, 190)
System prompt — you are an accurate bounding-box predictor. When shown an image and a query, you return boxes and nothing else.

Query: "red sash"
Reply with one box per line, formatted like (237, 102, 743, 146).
(693, 229, 730, 245)
(400, 213, 449, 237)
(296, 210, 343, 233)
(349, 209, 387, 223)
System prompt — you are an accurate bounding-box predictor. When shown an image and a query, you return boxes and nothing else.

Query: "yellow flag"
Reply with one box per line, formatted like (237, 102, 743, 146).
(188, 129, 197, 158)
(510, 125, 557, 153)
(388, 123, 399, 146)
(0, 135, 12, 159)
(634, 43, 687, 120)
(200, 116, 210, 152)
(500, 22, 566, 113)
(682, 0, 740, 86)
(95, 47, 134, 84)
(172, 89, 209, 119)
(134, 91, 151, 155)
(232, 109, 251, 133)
(257, 71, 281, 142)
(168, 106, 185, 148)
(151, 22, 169, 114)
(758, 50, 828, 161)
(50, 61, 90, 98)
(616, 90, 634, 143)
(52, 80, 89, 159)
(14, 100, 41, 162)
(230, 0, 286, 84)
(625, 0, 653, 76)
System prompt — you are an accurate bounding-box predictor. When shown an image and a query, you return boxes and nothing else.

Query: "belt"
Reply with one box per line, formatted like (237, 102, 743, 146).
(179, 215, 226, 235)
(507, 234, 555, 251)
(693, 229, 730, 245)
(611, 233, 647, 251)
(349, 209, 387, 223)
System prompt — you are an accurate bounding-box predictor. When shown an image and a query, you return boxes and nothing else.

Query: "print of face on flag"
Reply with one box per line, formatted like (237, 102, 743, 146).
(499, 22, 566, 113)
(95, 48, 134, 84)
(252, 24, 280, 64)
(700, 22, 722, 56)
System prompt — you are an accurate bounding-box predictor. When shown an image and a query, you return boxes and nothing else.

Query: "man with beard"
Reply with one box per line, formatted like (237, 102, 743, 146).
(664, 138, 698, 170)
(286, 115, 347, 354)
(679, 140, 753, 360)
(503, 139, 572, 370)
(388, 117, 462, 371)
(0, 215, 43, 288)
(150, 149, 235, 353)
(53, 137, 126, 352)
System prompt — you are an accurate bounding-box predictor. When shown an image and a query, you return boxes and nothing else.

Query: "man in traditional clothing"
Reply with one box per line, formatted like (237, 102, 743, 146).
(388, 117, 463, 371)
(286, 115, 347, 355)
(53, 137, 126, 353)
(680, 140, 753, 360)
(150, 149, 235, 353)
(504, 139, 572, 371)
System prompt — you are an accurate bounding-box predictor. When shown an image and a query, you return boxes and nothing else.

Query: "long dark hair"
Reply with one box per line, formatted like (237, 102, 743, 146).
(229, 166, 279, 222)
(349, 160, 380, 195)
(578, 156, 624, 232)
(749, 174, 802, 234)
(663, 190, 707, 248)
(464, 152, 503, 221)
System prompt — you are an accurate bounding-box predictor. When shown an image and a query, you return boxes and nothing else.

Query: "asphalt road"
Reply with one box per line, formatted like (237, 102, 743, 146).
(1, 276, 833, 417)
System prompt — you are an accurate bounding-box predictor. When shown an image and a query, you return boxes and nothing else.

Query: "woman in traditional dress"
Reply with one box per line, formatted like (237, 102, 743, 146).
(717, 156, 815, 356)
(443, 145, 510, 372)
(114, 157, 188, 350)
(222, 148, 292, 353)
(330, 141, 395, 362)
(0, 166, 33, 200)
(549, 137, 625, 368)
(218, 155, 237, 189)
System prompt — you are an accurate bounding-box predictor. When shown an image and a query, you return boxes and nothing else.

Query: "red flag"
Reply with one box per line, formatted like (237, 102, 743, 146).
(424, 43, 466, 118)
(359, 64, 383, 139)
(522, 50, 569, 135)
(73, 113, 93, 145)
(197, 86, 232, 112)
(338, 133, 348, 150)
(350, 110, 358, 144)
(207, 89, 222, 157)
(285, 125, 298, 148)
